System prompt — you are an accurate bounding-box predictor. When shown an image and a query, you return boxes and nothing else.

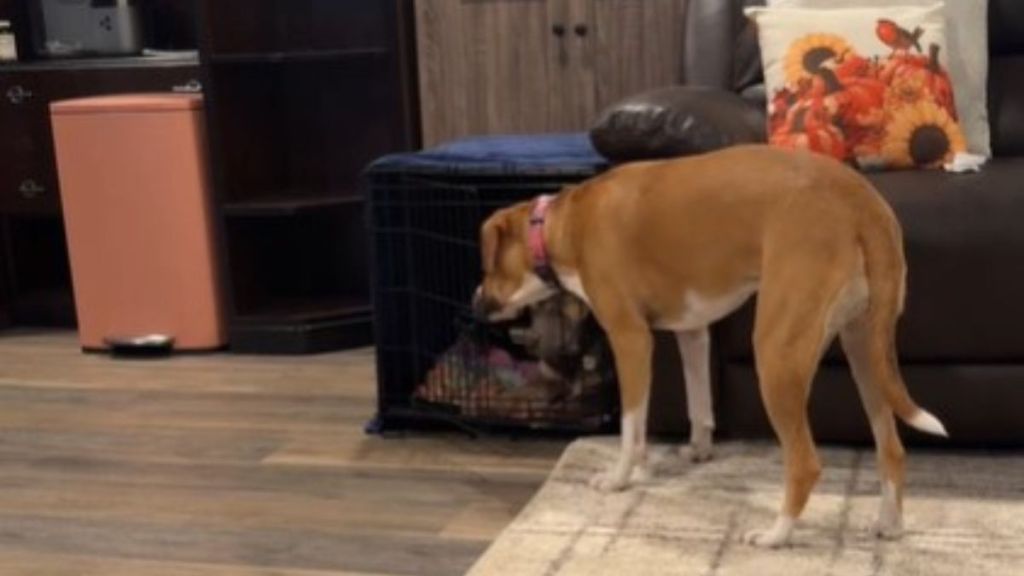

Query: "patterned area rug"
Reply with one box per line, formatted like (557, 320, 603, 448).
(468, 438, 1024, 576)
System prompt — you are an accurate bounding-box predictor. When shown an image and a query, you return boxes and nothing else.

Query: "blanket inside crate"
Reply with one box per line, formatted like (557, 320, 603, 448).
(414, 294, 609, 422)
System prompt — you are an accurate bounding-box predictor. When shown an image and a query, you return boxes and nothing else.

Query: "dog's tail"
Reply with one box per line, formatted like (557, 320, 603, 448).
(858, 194, 948, 438)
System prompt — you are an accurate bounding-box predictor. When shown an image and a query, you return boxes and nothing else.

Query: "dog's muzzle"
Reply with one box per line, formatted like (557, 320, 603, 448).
(472, 289, 501, 321)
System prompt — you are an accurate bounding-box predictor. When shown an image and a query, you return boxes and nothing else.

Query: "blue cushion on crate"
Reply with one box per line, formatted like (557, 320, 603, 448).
(367, 133, 608, 176)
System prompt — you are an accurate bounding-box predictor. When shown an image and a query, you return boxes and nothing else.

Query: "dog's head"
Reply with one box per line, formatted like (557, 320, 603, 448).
(473, 203, 558, 322)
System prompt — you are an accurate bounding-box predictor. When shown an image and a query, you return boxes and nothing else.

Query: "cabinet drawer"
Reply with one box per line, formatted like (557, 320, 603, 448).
(56, 65, 202, 98)
(0, 64, 202, 215)
(0, 72, 60, 214)
(0, 160, 59, 214)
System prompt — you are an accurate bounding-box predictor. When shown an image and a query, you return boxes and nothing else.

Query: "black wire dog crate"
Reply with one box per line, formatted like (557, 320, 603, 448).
(366, 136, 617, 434)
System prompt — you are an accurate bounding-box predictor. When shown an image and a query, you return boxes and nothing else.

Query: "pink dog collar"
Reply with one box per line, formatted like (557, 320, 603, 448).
(529, 195, 561, 288)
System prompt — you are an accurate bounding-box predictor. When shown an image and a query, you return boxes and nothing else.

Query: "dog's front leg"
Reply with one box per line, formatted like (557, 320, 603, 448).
(590, 328, 653, 492)
(677, 329, 714, 462)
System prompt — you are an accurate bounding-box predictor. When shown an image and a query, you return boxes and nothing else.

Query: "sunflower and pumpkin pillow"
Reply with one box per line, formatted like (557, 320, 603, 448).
(746, 3, 973, 171)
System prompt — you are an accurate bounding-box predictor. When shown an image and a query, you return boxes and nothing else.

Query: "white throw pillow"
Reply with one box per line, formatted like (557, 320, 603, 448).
(769, 0, 990, 157)
(747, 4, 969, 170)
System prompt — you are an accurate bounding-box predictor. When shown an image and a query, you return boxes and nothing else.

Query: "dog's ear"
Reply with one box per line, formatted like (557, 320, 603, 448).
(481, 211, 509, 273)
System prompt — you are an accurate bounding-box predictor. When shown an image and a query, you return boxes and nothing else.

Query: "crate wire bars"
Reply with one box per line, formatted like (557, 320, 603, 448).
(367, 167, 618, 435)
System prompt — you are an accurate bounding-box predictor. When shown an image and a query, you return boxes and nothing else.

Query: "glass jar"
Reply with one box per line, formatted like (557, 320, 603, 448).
(0, 21, 16, 62)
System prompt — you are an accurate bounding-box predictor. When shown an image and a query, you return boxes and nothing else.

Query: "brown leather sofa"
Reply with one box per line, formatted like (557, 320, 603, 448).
(648, 0, 1024, 445)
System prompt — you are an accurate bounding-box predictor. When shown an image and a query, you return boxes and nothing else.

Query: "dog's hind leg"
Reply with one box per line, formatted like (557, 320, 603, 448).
(841, 317, 906, 539)
(743, 328, 823, 548)
(677, 328, 714, 462)
(743, 247, 854, 548)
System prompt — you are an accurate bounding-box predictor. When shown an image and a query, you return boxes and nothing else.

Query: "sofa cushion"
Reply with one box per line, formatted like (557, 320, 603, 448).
(589, 87, 766, 162)
(989, 56, 1024, 157)
(989, 0, 1024, 56)
(683, 0, 765, 89)
(717, 157, 1024, 362)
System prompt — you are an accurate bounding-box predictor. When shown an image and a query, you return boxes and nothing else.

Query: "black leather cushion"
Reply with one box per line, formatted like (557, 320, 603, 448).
(990, 0, 1024, 56)
(732, 14, 764, 93)
(590, 87, 766, 163)
(989, 56, 1024, 156)
(717, 158, 1024, 363)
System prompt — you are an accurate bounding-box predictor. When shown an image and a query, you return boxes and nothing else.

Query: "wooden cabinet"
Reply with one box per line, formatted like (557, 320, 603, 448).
(199, 0, 418, 353)
(0, 58, 200, 326)
(417, 0, 557, 141)
(590, 0, 689, 107)
(0, 0, 200, 329)
(416, 0, 687, 146)
(0, 62, 201, 215)
(0, 71, 53, 214)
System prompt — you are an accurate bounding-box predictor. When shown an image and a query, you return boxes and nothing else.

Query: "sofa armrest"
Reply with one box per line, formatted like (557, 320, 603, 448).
(590, 86, 767, 164)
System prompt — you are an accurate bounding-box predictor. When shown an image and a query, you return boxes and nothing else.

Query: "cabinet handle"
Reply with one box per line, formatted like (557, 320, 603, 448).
(6, 85, 33, 105)
(172, 79, 203, 93)
(574, 24, 589, 37)
(552, 23, 569, 66)
(18, 179, 45, 200)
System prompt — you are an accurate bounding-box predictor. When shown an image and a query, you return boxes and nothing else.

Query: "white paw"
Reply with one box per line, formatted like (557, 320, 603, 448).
(742, 528, 791, 549)
(589, 471, 629, 493)
(631, 463, 653, 483)
(686, 441, 714, 463)
(686, 425, 714, 463)
(875, 481, 903, 540)
(742, 517, 794, 548)
(873, 517, 904, 540)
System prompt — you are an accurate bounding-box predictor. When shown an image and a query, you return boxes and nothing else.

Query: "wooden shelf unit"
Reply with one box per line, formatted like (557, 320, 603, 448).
(207, 48, 390, 65)
(223, 195, 364, 218)
(198, 0, 419, 353)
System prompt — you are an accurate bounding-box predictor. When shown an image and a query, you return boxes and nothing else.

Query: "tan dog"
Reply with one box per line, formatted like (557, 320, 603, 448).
(474, 145, 947, 548)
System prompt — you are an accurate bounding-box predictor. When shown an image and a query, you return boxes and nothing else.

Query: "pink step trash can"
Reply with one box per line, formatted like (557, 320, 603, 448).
(50, 94, 226, 351)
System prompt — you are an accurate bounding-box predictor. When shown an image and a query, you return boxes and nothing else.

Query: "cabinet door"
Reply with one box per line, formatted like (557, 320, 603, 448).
(547, 0, 597, 132)
(0, 72, 58, 214)
(416, 0, 559, 147)
(588, 0, 687, 110)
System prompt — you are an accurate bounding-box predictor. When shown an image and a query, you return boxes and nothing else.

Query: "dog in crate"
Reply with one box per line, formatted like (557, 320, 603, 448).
(415, 291, 610, 423)
(472, 145, 947, 548)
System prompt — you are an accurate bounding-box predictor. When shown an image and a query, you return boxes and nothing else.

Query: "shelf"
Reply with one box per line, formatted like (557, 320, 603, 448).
(9, 288, 76, 328)
(208, 48, 389, 65)
(223, 196, 364, 217)
(235, 297, 372, 325)
(0, 52, 199, 72)
(229, 309, 373, 354)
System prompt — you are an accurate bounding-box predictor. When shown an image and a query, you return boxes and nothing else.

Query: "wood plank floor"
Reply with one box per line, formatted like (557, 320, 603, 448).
(0, 331, 567, 575)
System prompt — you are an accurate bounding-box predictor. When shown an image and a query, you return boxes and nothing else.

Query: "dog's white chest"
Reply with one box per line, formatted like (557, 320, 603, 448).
(655, 284, 757, 331)
(557, 272, 592, 306)
(555, 271, 755, 332)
